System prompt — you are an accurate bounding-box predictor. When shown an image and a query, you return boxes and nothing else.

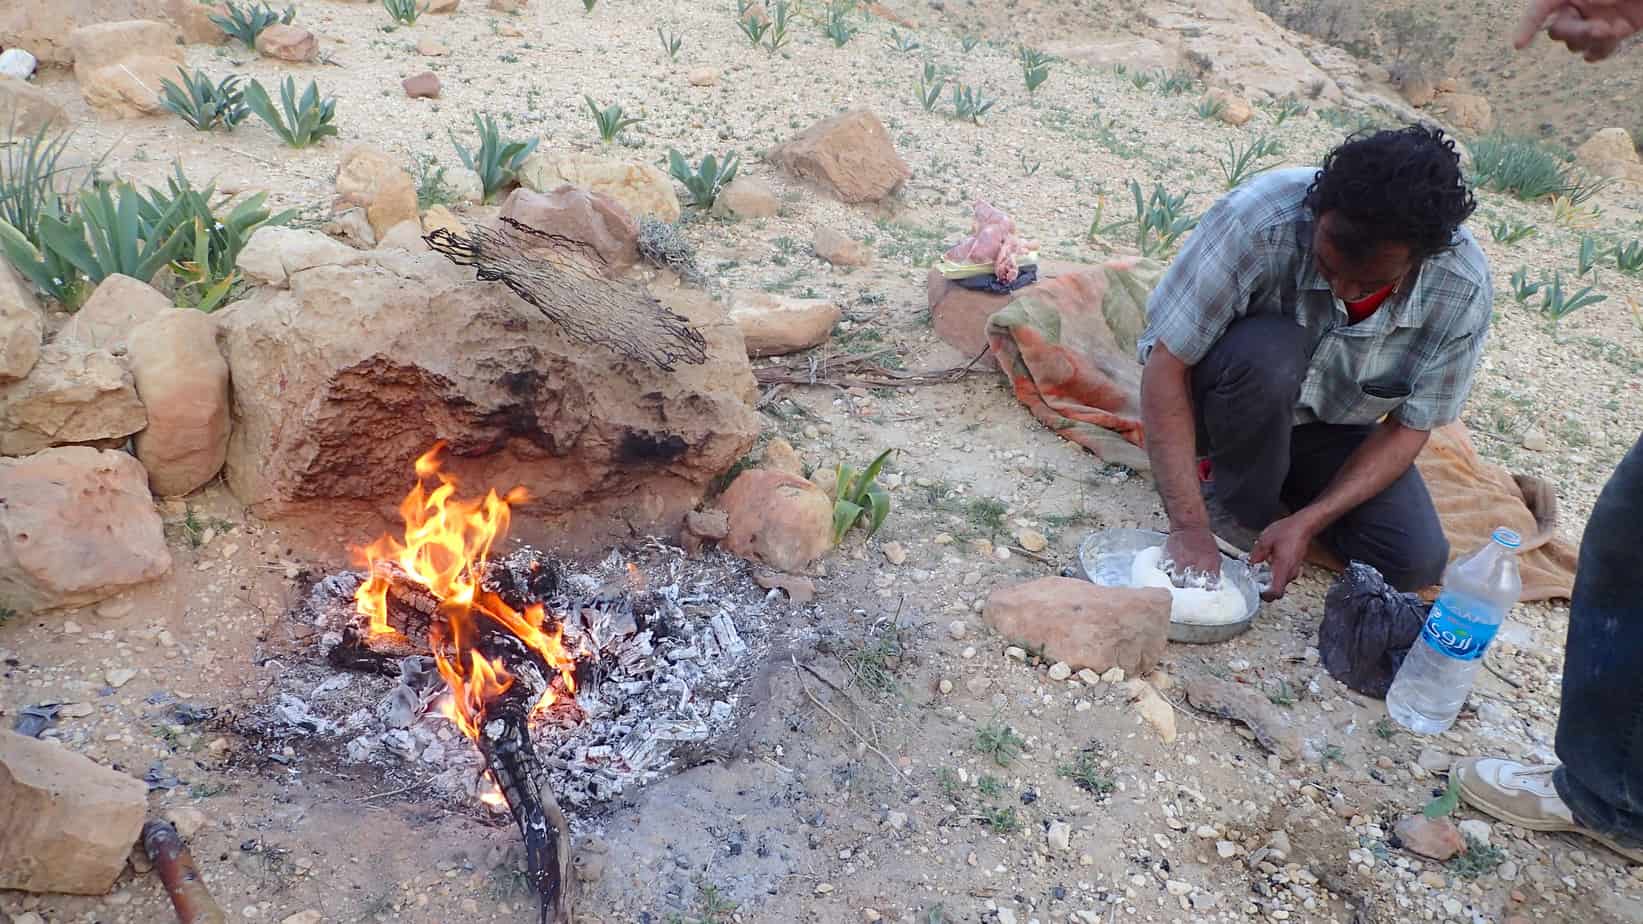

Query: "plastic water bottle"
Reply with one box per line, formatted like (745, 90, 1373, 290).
(1386, 527, 1522, 734)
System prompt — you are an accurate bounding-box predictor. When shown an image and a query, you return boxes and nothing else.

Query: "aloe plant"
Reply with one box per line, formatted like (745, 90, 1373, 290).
(1578, 234, 1602, 277)
(831, 449, 895, 544)
(1509, 266, 1543, 305)
(383, 0, 427, 25)
(36, 180, 190, 286)
(1019, 46, 1052, 94)
(243, 77, 339, 148)
(585, 97, 642, 144)
(951, 83, 995, 123)
(656, 25, 683, 60)
(141, 166, 295, 301)
(1616, 240, 1643, 274)
(451, 114, 539, 203)
(914, 62, 945, 112)
(158, 68, 249, 132)
(667, 149, 739, 209)
(823, 1, 856, 46)
(0, 123, 90, 304)
(1218, 134, 1283, 190)
(1540, 270, 1606, 324)
(210, 1, 295, 49)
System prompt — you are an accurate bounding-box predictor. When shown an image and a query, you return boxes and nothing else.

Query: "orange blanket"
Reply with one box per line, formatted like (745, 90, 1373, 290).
(985, 261, 1578, 601)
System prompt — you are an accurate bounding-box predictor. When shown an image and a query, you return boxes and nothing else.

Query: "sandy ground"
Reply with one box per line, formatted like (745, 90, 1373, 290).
(6, 0, 1643, 922)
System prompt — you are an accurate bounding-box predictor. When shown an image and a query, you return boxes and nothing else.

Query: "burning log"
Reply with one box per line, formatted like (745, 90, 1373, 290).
(477, 696, 574, 924)
(142, 820, 226, 924)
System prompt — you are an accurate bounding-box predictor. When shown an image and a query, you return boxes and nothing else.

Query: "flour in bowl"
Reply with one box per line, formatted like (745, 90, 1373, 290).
(1129, 545, 1248, 625)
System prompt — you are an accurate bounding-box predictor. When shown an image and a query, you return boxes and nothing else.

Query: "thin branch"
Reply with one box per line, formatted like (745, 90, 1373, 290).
(790, 656, 905, 778)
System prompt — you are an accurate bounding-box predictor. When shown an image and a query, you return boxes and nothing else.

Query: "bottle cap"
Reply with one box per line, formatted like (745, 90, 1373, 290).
(1492, 527, 1522, 550)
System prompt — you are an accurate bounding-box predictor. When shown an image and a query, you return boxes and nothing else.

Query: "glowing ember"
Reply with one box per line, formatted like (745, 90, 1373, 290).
(353, 443, 580, 740)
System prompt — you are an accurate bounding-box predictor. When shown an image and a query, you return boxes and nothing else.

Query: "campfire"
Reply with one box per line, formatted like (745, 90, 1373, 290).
(260, 444, 773, 923)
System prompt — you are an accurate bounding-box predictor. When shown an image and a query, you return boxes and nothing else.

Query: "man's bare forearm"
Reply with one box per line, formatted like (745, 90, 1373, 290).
(1140, 345, 1209, 531)
(1295, 420, 1430, 532)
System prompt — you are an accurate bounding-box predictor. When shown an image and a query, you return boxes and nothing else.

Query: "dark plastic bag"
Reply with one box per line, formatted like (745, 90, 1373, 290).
(1319, 561, 1429, 698)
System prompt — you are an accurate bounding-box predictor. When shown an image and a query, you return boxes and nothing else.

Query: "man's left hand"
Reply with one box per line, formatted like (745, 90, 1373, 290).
(1249, 513, 1318, 600)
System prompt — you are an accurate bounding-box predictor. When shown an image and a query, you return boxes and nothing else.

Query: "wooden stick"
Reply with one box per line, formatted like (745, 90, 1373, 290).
(142, 821, 226, 924)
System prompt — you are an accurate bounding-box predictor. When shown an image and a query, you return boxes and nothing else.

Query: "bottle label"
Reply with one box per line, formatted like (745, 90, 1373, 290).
(1420, 597, 1499, 662)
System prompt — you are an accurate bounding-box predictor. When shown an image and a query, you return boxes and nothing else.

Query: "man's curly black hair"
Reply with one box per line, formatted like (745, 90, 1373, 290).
(1305, 124, 1476, 264)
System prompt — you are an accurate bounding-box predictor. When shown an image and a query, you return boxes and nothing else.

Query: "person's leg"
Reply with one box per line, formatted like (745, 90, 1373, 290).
(1189, 315, 1310, 531)
(1553, 433, 1643, 844)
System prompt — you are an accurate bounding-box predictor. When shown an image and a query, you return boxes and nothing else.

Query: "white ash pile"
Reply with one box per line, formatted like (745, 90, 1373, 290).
(248, 543, 778, 810)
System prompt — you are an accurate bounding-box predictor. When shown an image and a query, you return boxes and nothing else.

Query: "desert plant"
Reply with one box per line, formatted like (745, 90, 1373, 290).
(887, 27, 920, 53)
(1019, 46, 1052, 94)
(1057, 749, 1115, 796)
(1579, 234, 1602, 276)
(1378, 7, 1456, 82)
(830, 448, 894, 544)
(1269, 96, 1308, 126)
(961, 32, 981, 52)
(142, 167, 294, 308)
(951, 83, 995, 124)
(736, 6, 769, 47)
(1552, 194, 1602, 229)
(668, 149, 739, 208)
(582, 0, 596, 11)
(0, 123, 97, 304)
(1219, 134, 1283, 189)
(35, 180, 190, 286)
(1615, 240, 1643, 274)
(980, 806, 1020, 835)
(412, 155, 455, 209)
(1130, 180, 1199, 256)
(211, 1, 295, 49)
(1488, 218, 1537, 245)
(1448, 836, 1506, 880)
(914, 62, 945, 112)
(161, 69, 249, 134)
(762, 0, 792, 52)
(1540, 270, 1606, 325)
(636, 216, 705, 285)
(656, 25, 683, 59)
(451, 114, 538, 203)
(1509, 266, 1544, 304)
(382, 0, 425, 25)
(585, 97, 642, 144)
(823, 1, 857, 46)
(1193, 96, 1226, 120)
(1156, 68, 1195, 95)
(1470, 134, 1576, 201)
(974, 716, 1024, 767)
(1127, 69, 1154, 90)
(243, 77, 338, 148)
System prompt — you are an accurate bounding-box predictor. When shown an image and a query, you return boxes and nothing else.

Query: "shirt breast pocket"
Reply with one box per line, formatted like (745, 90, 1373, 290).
(1357, 379, 1412, 420)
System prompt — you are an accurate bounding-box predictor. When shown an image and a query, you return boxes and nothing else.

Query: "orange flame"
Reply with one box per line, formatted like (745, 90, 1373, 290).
(354, 443, 579, 741)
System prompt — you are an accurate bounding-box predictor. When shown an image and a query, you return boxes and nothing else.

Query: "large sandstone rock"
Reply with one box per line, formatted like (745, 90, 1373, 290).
(163, 0, 229, 44)
(1434, 92, 1492, 135)
(217, 242, 759, 550)
(719, 469, 834, 572)
(711, 176, 780, 220)
(67, 19, 180, 82)
(1202, 87, 1253, 126)
(518, 153, 681, 223)
(0, 77, 67, 138)
(80, 54, 180, 118)
(727, 291, 839, 357)
(127, 309, 230, 496)
(0, 0, 170, 66)
(983, 578, 1171, 676)
(254, 23, 317, 62)
(0, 343, 146, 455)
(0, 446, 171, 611)
(236, 225, 367, 287)
(0, 263, 42, 383)
(335, 145, 420, 239)
(767, 110, 910, 204)
(1576, 127, 1643, 184)
(813, 226, 870, 267)
(59, 273, 171, 351)
(0, 729, 148, 893)
(499, 186, 638, 273)
(1141, 0, 1343, 102)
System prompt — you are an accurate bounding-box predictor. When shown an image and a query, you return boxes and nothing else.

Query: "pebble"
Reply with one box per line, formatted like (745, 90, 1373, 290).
(1216, 840, 1239, 859)
(1195, 825, 1218, 839)
(1047, 821, 1072, 851)
(106, 667, 138, 688)
(1521, 428, 1550, 452)
(1100, 667, 1125, 683)
(1499, 860, 1519, 881)
(885, 811, 908, 830)
(1164, 880, 1193, 896)
(882, 542, 908, 565)
(1457, 818, 1493, 846)
(1017, 529, 1047, 552)
(60, 702, 94, 718)
(1417, 747, 1453, 773)
(1047, 661, 1072, 681)
(1394, 814, 1465, 861)
(948, 620, 968, 640)
(965, 677, 991, 695)
(62, 620, 83, 634)
(961, 646, 977, 659)
(687, 66, 720, 86)
(1076, 668, 1101, 685)
(938, 679, 954, 695)
(1442, 898, 1464, 916)
(165, 806, 209, 838)
(1005, 646, 1027, 661)
(1476, 701, 1517, 726)
(993, 546, 1012, 562)
(996, 909, 1018, 924)
(1418, 870, 1447, 888)
(815, 882, 834, 894)
(416, 37, 448, 56)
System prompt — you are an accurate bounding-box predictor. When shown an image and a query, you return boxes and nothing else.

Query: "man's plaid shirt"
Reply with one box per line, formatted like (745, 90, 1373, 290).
(1137, 168, 1493, 431)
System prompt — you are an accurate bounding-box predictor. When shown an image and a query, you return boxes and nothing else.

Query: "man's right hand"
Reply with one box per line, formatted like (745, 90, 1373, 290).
(1515, 0, 1643, 59)
(1164, 526, 1223, 586)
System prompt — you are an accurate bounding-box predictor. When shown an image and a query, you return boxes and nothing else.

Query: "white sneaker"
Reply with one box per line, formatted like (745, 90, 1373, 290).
(1453, 757, 1643, 863)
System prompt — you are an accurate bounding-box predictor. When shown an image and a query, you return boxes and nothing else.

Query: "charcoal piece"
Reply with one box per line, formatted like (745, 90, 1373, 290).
(1319, 561, 1429, 698)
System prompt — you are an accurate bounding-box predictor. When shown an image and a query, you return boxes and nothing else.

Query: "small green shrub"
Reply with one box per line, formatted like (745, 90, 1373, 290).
(1470, 134, 1575, 201)
(243, 77, 338, 148)
(1218, 134, 1283, 189)
(451, 113, 538, 203)
(585, 97, 642, 144)
(1269, 96, 1308, 126)
(737, 10, 769, 46)
(1127, 69, 1154, 90)
(412, 156, 455, 210)
(1019, 46, 1052, 94)
(211, 1, 295, 49)
(382, 0, 425, 25)
(1578, 234, 1602, 276)
(960, 32, 981, 52)
(763, 0, 791, 52)
(656, 25, 682, 59)
(980, 806, 1020, 835)
(1447, 836, 1506, 879)
(974, 716, 1024, 767)
(1155, 68, 1195, 95)
(1509, 266, 1543, 304)
(951, 83, 995, 124)
(0, 124, 96, 305)
(887, 27, 920, 53)
(1488, 219, 1536, 245)
(582, 0, 596, 11)
(914, 62, 945, 112)
(667, 149, 739, 208)
(159, 69, 249, 132)
(1193, 96, 1225, 120)
(1129, 179, 1199, 257)
(830, 448, 894, 544)
(1615, 240, 1643, 274)
(1057, 750, 1115, 795)
(1540, 270, 1606, 324)
(823, 1, 857, 47)
(36, 180, 190, 286)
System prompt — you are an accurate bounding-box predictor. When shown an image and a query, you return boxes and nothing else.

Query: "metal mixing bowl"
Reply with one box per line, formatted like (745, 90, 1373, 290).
(1076, 528, 1261, 644)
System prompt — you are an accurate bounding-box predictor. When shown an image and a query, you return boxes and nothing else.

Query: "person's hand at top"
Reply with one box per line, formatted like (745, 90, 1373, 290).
(1515, 0, 1643, 60)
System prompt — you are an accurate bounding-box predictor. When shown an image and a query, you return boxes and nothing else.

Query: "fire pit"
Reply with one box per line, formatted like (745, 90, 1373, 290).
(248, 444, 776, 922)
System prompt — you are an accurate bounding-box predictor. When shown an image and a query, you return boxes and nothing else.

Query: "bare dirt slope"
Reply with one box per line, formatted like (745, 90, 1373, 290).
(5, 1, 1643, 923)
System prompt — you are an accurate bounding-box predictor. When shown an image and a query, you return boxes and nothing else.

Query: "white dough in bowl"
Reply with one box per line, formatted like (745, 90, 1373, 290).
(1129, 545, 1248, 626)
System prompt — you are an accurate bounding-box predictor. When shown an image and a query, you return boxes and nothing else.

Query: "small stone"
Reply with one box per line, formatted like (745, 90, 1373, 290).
(815, 882, 834, 894)
(1457, 818, 1492, 846)
(1047, 662, 1072, 682)
(996, 909, 1018, 924)
(62, 620, 83, 635)
(1195, 825, 1218, 839)
(1443, 898, 1464, 917)
(1164, 880, 1193, 896)
(416, 37, 448, 56)
(1499, 860, 1519, 881)
(1016, 528, 1048, 552)
(164, 806, 208, 839)
(1077, 669, 1101, 685)
(1521, 428, 1550, 452)
(1417, 747, 1453, 773)
(1047, 821, 1072, 851)
(688, 67, 719, 86)
(947, 620, 968, 640)
(968, 538, 994, 558)
(1004, 646, 1027, 661)
(993, 546, 1012, 562)
(961, 646, 977, 659)
(882, 542, 908, 565)
(1394, 814, 1466, 861)
(938, 679, 953, 694)
(965, 677, 991, 695)
(1216, 840, 1239, 859)
(106, 668, 137, 688)
(1100, 667, 1125, 683)
(885, 811, 908, 830)
(402, 72, 441, 99)
(1418, 870, 1447, 889)
(863, 911, 882, 922)
(60, 702, 94, 718)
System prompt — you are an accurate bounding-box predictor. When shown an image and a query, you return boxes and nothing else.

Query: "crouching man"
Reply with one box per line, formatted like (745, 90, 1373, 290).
(1138, 125, 1489, 599)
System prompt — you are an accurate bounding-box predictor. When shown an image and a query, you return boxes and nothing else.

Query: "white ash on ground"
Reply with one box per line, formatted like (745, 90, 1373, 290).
(240, 542, 779, 813)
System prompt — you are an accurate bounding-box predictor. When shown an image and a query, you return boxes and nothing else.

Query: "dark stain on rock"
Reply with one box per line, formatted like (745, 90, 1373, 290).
(619, 430, 687, 465)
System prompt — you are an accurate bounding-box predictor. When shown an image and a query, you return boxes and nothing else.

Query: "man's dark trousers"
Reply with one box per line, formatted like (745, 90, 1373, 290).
(1190, 315, 1449, 591)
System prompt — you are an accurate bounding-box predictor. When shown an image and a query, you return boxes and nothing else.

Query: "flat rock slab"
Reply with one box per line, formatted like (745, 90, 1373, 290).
(1184, 676, 1302, 762)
